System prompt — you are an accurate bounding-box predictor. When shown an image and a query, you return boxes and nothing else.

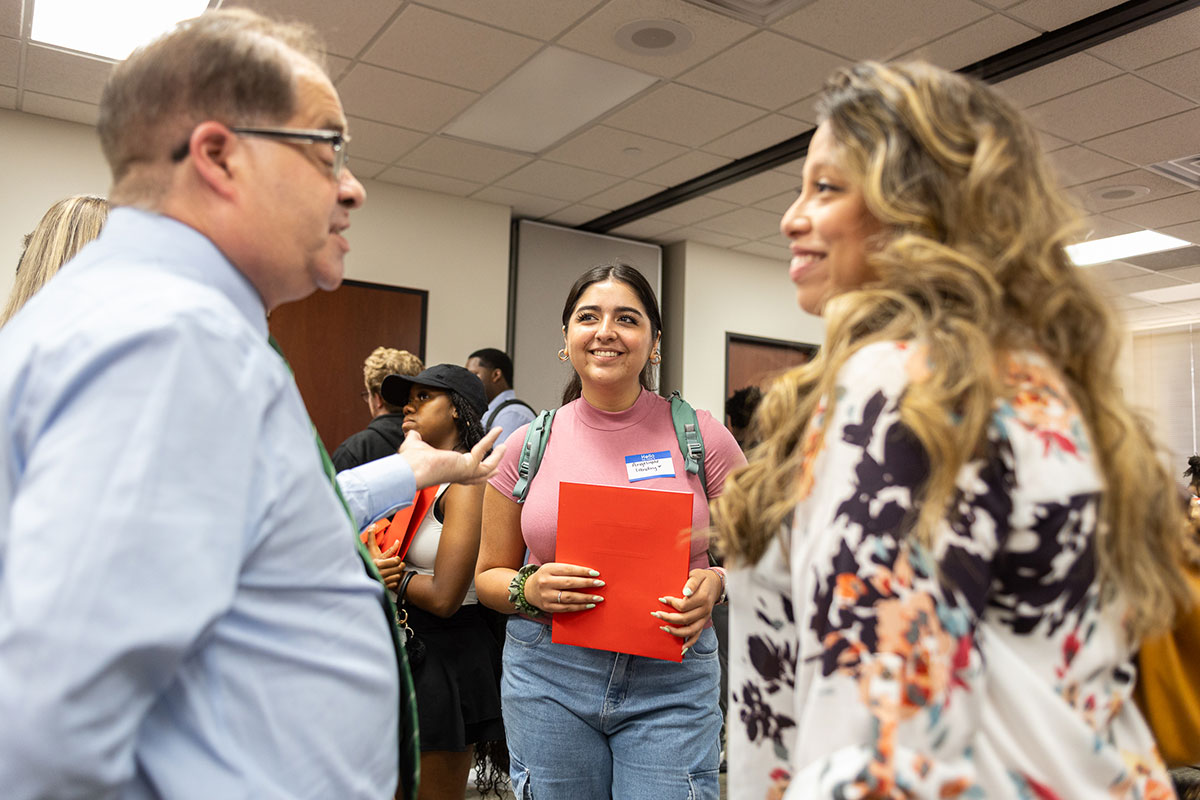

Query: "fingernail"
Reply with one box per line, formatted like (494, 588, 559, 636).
(660, 626, 671, 633)
(682, 586, 694, 597)
(650, 611, 663, 619)
(593, 579, 605, 587)
(682, 646, 689, 657)
(585, 603, 596, 609)
(592, 595, 604, 602)
(587, 570, 600, 577)
(657, 596, 668, 604)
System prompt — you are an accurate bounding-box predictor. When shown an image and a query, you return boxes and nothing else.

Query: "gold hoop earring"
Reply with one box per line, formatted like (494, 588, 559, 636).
(558, 348, 569, 362)
(649, 350, 661, 365)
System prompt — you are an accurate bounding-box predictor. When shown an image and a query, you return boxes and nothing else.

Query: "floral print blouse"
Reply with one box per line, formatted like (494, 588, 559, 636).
(727, 341, 1174, 800)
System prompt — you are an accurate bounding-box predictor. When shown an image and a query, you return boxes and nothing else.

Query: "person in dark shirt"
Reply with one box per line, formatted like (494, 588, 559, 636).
(331, 346, 423, 471)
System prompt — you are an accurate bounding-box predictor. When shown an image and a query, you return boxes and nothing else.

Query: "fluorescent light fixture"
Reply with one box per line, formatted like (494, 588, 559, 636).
(1130, 283, 1200, 305)
(32, 0, 209, 61)
(1066, 230, 1190, 266)
(442, 46, 658, 154)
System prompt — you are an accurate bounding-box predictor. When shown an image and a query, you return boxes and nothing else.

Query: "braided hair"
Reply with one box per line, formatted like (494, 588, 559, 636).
(448, 391, 485, 453)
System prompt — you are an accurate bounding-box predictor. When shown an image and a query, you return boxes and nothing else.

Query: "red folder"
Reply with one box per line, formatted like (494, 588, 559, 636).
(551, 482, 693, 662)
(360, 485, 438, 561)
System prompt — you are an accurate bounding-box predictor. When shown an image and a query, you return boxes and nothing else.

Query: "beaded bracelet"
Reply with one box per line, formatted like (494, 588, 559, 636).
(709, 566, 728, 605)
(507, 563, 544, 617)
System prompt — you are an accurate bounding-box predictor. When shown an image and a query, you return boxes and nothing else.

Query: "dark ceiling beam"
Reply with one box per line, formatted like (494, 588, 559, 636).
(579, 0, 1200, 234)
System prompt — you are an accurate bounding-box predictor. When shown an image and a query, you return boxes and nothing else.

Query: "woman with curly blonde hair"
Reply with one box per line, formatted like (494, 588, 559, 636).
(714, 60, 1191, 799)
(1, 195, 109, 327)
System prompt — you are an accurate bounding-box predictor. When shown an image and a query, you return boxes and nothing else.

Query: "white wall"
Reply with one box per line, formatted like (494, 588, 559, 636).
(666, 240, 825, 419)
(0, 109, 512, 363)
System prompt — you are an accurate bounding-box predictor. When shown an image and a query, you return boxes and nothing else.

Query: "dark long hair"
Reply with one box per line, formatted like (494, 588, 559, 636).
(560, 261, 663, 405)
(448, 391, 485, 452)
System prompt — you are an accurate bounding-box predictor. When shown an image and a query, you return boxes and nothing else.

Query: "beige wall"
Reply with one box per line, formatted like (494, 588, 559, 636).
(0, 110, 511, 364)
(666, 240, 825, 420)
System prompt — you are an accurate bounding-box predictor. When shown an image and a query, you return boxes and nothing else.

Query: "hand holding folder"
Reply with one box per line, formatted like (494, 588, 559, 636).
(551, 482, 694, 662)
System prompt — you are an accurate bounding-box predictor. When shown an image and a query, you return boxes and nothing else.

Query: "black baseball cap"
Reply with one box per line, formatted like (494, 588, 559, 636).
(381, 363, 488, 417)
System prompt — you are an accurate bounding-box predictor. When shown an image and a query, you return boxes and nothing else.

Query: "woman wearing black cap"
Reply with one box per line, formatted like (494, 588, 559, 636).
(377, 364, 507, 799)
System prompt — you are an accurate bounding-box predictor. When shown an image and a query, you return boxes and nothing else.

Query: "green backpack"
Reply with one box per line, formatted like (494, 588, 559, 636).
(511, 391, 707, 503)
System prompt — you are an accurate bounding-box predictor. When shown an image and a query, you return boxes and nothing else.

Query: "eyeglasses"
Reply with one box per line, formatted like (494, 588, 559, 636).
(170, 126, 350, 179)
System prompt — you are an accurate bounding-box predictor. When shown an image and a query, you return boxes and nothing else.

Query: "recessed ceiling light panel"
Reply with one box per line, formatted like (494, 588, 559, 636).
(615, 20, 694, 56)
(32, 0, 210, 61)
(1066, 230, 1191, 267)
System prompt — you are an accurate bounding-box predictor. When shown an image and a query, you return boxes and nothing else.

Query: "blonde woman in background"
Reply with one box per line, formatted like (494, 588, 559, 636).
(715, 61, 1191, 799)
(1, 195, 109, 326)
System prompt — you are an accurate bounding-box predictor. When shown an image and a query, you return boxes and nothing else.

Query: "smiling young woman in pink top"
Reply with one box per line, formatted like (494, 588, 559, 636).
(476, 262, 745, 799)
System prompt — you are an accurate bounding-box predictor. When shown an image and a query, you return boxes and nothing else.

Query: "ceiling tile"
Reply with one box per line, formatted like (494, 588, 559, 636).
(1027, 75, 1193, 143)
(1087, 108, 1200, 165)
(610, 218, 680, 240)
(413, 0, 603, 39)
(649, 196, 740, 226)
(1086, 260, 1148, 282)
(0, 85, 15, 109)
(659, 225, 750, 248)
(1123, 244, 1200, 271)
(1070, 169, 1189, 214)
(375, 166, 482, 196)
(1106, 295, 1153, 311)
(399, 137, 531, 183)
(778, 92, 821, 125)
(581, 179, 667, 210)
(1073, 213, 1139, 242)
(541, 203, 610, 227)
(1048, 146, 1132, 187)
(544, 126, 687, 178)
(558, 0, 755, 79)
(994, 52, 1121, 108)
(1138, 48, 1200, 104)
(23, 46, 112, 104)
(346, 116, 426, 164)
(676, 31, 846, 111)
(773, 0, 990, 60)
(733, 240, 791, 260)
(1162, 221, 1200, 245)
(0, 0, 19, 38)
(20, 92, 98, 126)
(0, 37, 17, 86)
(496, 160, 622, 202)
(1004, 0, 1127, 31)
(700, 114, 807, 159)
(362, 5, 541, 92)
(345, 157, 389, 180)
(226, 0, 404, 58)
(1107, 192, 1200, 230)
(1038, 130, 1070, 152)
(1164, 264, 1200, 283)
(1086, 7, 1200, 70)
(706, 170, 799, 206)
(637, 152, 730, 188)
(755, 189, 799, 215)
(337, 64, 479, 132)
(326, 55, 352, 81)
(903, 13, 1038, 71)
(696, 206, 784, 239)
(1104, 271, 1188, 295)
(604, 83, 762, 148)
(471, 186, 570, 218)
(774, 156, 806, 178)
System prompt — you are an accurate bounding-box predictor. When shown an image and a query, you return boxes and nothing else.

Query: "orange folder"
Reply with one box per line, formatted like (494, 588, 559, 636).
(360, 485, 438, 561)
(551, 482, 693, 662)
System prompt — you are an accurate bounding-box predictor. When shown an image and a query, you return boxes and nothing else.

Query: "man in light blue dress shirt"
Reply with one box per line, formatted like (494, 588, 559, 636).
(465, 347, 536, 444)
(0, 9, 500, 800)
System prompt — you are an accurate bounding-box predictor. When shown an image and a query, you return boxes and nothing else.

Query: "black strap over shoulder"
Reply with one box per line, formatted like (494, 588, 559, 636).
(486, 397, 535, 429)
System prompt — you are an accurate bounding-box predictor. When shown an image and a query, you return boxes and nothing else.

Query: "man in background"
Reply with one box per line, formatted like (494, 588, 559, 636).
(0, 10, 499, 799)
(466, 346, 535, 444)
(332, 346, 424, 471)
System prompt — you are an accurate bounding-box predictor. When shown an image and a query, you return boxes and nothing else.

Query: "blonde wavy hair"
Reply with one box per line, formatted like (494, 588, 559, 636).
(713, 61, 1189, 638)
(1, 195, 109, 327)
(363, 346, 423, 411)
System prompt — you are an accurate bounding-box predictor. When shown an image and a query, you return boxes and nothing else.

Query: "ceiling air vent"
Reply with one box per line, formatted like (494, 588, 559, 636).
(1148, 154, 1200, 191)
(683, 0, 819, 25)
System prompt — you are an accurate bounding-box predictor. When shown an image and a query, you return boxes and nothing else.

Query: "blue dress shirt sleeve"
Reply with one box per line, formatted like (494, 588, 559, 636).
(336, 453, 417, 527)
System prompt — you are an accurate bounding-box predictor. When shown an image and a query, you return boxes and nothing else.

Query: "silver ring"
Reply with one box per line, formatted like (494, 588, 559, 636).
(557, 590, 563, 603)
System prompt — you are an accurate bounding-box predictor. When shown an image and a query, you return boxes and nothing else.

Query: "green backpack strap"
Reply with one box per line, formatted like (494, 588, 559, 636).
(512, 408, 556, 504)
(669, 391, 708, 498)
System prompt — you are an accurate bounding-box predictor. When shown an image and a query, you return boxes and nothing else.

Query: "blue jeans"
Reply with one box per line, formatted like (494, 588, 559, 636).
(502, 615, 721, 800)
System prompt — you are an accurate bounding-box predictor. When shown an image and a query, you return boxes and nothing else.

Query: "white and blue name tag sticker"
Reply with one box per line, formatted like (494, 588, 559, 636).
(625, 450, 675, 482)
